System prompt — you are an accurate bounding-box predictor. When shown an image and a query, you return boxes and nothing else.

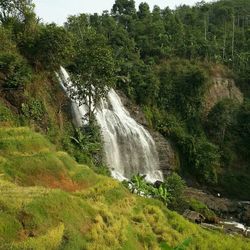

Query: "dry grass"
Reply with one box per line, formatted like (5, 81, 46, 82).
(0, 126, 249, 250)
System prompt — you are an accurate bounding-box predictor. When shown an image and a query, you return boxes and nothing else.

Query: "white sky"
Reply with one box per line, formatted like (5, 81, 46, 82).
(33, 0, 212, 25)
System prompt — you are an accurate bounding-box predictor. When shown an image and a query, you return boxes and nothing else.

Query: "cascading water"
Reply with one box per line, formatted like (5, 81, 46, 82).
(58, 67, 163, 182)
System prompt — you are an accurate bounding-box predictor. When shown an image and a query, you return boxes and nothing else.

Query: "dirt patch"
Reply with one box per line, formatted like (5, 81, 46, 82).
(28, 172, 88, 192)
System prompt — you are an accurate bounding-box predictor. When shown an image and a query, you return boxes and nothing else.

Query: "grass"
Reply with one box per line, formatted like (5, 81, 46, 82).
(0, 126, 249, 249)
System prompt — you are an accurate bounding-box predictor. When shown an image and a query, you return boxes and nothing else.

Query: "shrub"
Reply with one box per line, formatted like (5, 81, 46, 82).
(21, 98, 45, 121)
(165, 173, 186, 208)
(125, 173, 186, 206)
(0, 52, 31, 89)
(34, 24, 74, 70)
(0, 102, 15, 124)
(0, 27, 16, 52)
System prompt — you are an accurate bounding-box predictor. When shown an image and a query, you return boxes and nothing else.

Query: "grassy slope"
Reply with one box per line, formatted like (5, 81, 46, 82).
(0, 126, 249, 250)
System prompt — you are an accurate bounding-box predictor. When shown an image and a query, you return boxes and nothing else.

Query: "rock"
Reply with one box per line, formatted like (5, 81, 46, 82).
(117, 90, 179, 175)
(150, 131, 179, 175)
(184, 187, 238, 215)
(153, 180, 163, 188)
(241, 204, 250, 225)
(183, 209, 205, 224)
(184, 187, 250, 226)
(203, 77, 243, 116)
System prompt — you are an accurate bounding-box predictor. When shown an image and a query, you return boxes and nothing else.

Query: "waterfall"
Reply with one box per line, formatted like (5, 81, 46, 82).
(58, 67, 163, 182)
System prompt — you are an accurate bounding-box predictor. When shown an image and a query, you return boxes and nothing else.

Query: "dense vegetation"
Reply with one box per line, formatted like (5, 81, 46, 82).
(66, 0, 249, 198)
(61, 0, 250, 198)
(0, 0, 249, 198)
(0, 0, 250, 248)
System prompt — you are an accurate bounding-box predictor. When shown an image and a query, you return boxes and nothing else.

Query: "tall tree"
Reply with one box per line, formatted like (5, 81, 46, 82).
(69, 29, 116, 123)
(0, 0, 34, 24)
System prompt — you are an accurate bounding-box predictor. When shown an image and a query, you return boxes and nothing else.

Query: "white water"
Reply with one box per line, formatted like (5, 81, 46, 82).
(221, 221, 250, 235)
(58, 67, 163, 183)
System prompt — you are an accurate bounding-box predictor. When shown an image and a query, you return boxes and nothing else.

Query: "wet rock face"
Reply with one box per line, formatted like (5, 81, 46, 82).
(150, 131, 179, 175)
(204, 77, 243, 116)
(184, 187, 250, 226)
(241, 203, 250, 225)
(117, 90, 179, 176)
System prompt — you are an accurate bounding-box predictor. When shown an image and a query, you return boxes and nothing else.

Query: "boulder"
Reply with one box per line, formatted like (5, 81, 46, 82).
(183, 209, 205, 224)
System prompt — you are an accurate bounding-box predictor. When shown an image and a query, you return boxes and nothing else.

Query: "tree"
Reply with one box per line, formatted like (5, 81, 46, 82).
(138, 3, 150, 19)
(112, 0, 136, 16)
(26, 24, 74, 70)
(0, 52, 31, 89)
(206, 99, 239, 144)
(112, 0, 136, 31)
(0, 0, 34, 24)
(69, 29, 116, 123)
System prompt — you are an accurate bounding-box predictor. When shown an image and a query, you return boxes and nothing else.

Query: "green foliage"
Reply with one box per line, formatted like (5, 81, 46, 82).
(188, 199, 218, 223)
(205, 99, 240, 144)
(70, 125, 102, 162)
(33, 24, 74, 70)
(218, 170, 250, 200)
(0, 101, 15, 124)
(70, 128, 100, 154)
(0, 51, 31, 89)
(0, 26, 15, 52)
(66, 26, 116, 122)
(126, 173, 186, 206)
(159, 114, 220, 185)
(127, 174, 154, 196)
(0, 0, 35, 24)
(236, 98, 250, 156)
(157, 60, 207, 122)
(165, 173, 186, 208)
(21, 98, 45, 121)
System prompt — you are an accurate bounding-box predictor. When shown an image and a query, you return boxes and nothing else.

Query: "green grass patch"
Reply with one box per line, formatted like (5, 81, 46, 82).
(0, 126, 249, 249)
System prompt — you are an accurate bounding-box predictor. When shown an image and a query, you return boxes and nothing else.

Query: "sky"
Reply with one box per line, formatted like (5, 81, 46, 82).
(33, 0, 209, 25)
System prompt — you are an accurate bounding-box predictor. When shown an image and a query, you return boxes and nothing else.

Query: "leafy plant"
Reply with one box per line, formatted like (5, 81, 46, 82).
(128, 174, 149, 195)
(152, 184, 170, 204)
(70, 128, 101, 154)
(126, 173, 186, 206)
(21, 98, 44, 121)
(0, 52, 31, 89)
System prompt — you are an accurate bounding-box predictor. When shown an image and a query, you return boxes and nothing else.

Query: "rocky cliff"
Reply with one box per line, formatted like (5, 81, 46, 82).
(204, 77, 243, 115)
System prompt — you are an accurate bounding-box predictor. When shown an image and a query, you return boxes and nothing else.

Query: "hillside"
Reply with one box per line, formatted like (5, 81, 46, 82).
(0, 126, 249, 249)
(0, 0, 250, 249)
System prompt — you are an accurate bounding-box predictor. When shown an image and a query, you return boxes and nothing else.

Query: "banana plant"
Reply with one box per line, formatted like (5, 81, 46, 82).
(129, 174, 148, 195)
(152, 184, 170, 204)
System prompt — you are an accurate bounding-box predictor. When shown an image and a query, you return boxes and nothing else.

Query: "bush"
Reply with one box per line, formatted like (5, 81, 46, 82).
(0, 101, 16, 124)
(159, 115, 220, 185)
(125, 173, 186, 207)
(158, 60, 207, 121)
(21, 98, 45, 121)
(34, 24, 74, 70)
(205, 99, 239, 145)
(0, 27, 16, 52)
(165, 173, 186, 208)
(0, 52, 31, 89)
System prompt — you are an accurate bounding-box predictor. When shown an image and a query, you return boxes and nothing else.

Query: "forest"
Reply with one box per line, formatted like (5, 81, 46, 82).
(0, 0, 250, 249)
(2, 0, 249, 196)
